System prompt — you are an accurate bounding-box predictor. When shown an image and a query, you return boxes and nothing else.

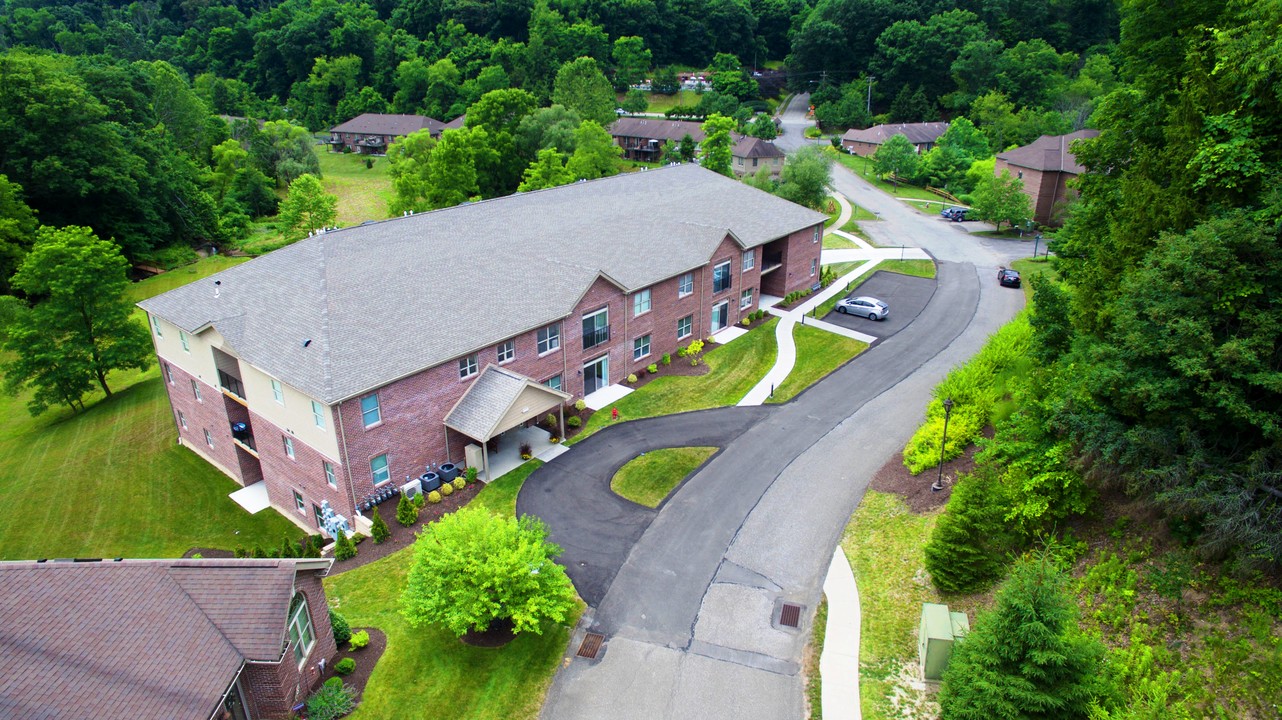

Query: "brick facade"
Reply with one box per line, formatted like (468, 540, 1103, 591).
(994, 158, 1072, 226)
(241, 569, 338, 719)
(161, 361, 248, 483)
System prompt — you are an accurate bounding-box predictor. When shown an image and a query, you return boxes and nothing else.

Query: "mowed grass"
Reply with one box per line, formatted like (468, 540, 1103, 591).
(125, 256, 249, 303)
(823, 233, 859, 249)
(316, 150, 395, 226)
(767, 324, 867, 404)
(469, 460, 543, 519)
(826, 149, 944, 203)
(610, 446, 717, 507)
(878, 259, 936, 278)
(577, 318, 779, 439)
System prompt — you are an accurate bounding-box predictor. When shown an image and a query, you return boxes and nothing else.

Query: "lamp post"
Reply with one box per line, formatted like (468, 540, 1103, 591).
(932, 398, 953, 492)
(866, 76, 875, 115)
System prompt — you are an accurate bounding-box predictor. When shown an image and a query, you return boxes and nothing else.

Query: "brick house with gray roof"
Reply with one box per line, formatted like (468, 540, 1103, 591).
(138, 165, 824, 534)
(840, 122, 949, 157)
(995, 129, 1100, 225)
(327, 113, 445, 154)
(608, 118, 786, 176)
(0, 558, 336, 720)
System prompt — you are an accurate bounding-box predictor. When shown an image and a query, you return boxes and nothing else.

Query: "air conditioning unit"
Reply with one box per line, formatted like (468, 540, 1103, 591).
(401, 478, 422, 500)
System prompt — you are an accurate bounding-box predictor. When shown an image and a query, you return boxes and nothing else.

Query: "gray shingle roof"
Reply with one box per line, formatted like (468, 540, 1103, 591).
(330, 113, 444, 136)
(996, 129, 1100, 173)
(445, 365, 570, 441)
(139, 164, 826, 404)
(0, 559, 328, 720)
(609, 118, 706, 143)
(733, 136, 785, 159)
(841, 122, 949, 146)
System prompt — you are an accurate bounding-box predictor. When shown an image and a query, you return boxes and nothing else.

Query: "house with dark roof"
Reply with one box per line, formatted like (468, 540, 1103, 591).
(608, 118, 787, 176)
(0, 558, 337, 720)
(327, 113, 445, 154)
(995, 129, 1100, 225)
(840, 122, 949, 157)
(138, 165, 825, 534)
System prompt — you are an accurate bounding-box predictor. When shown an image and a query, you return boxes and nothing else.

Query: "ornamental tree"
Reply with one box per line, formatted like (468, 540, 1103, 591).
(700, 114, 736, 176)
(970, 169, 1032, 231)
(400, 507, 578, 636)
(278, 174, 337, 233)
(871, 133, 921, 185)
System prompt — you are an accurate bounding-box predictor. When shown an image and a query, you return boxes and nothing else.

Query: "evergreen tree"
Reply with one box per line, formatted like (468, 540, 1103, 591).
(370, 506, 391, 544)
(396, 493, 419, 527)
(923, 472, 1012, 593)
(333, 529, 357, 561)
(939, 555, 1103, 719)
(279, 532, 298, 558)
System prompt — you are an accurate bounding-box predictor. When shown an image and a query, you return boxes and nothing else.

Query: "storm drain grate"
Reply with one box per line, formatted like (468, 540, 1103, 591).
(577, 632, 605, 659)
(779, 603, 802, 628)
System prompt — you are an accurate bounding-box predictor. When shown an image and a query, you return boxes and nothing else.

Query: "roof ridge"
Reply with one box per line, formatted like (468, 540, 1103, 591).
(162, 566, 246, 661)
(317, 236, 336, 399)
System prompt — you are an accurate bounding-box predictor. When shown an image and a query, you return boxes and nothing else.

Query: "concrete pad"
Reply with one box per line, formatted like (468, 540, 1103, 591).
(712, 326, 747, 344)
(803, 317, 877, 343)
(537, 442, 569, 462)
(584, 383, 634, 411)
(544, 637, 682, 720)
(229, 481, 270, 513)
(692, 582, 796, 659)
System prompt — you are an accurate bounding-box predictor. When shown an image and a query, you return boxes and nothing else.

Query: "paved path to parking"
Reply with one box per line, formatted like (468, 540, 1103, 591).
(527, 156, 1034, 720)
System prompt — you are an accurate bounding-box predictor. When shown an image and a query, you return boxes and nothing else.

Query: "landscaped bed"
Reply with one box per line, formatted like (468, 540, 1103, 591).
(610, 446, 717, 507)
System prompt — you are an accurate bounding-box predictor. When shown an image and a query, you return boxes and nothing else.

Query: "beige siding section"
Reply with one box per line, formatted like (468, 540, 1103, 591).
(240, 364, 341, 461)
(494, 386, 563, 436)
(149, 314, 219, 387)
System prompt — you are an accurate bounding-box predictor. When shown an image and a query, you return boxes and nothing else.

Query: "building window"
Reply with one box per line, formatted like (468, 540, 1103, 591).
(537, 323, 560, 354)
(677, 315, 693, 340)
(753, 157, 759, 167)
(812, 226, 820, 243)
(497, 340, 514, 363)
(545, 374, 562, 392)
(312, 503, 324, 528)
(678, 272, 693, 297)
(633, 288, 651, 316)
(179, 331, 189, 352)
(311, 400, 325, 429)
(323, 461, 337, 488)
(360, 394, 381, 427)
(283, 435, 295, 460)
(582, 308, 609, 350)
(633, 334, 651, 361)
(292, 490, 305, 513)
(163, 362, 173, 385)
(203, 429, 214, 448)
(177, 410, 187, 430)
(370, 454, 390, 485)
(191, 379, 202, 402)
(288, 594, 316, 667)
(713, 261, 731, 293)
(740, 288, 754, 310)
(459, 353, 478, 379)
(270, 378, 285, 405)
(742, 250, 754, 272)
(810, 258, 818, 277)
(151, 316, 163, 338)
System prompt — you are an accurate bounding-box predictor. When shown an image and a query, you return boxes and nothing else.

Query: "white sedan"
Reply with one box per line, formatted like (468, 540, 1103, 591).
(836, 296, 889, 321)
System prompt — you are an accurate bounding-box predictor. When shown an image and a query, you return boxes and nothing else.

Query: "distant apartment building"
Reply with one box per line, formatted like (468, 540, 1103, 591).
(609, 118, 787, 177)
(995, 129, 1100, 226)
(327, 113, 445, 154)
(840, 122, 949, 157)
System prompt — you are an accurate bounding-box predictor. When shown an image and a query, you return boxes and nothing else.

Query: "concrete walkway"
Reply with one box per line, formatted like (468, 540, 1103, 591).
(829, 192, 854, 231)
(821, 547, 862, 720)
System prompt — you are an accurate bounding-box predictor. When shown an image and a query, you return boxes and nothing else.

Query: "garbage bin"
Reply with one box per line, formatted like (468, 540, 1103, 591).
(230, 422, 249, 441)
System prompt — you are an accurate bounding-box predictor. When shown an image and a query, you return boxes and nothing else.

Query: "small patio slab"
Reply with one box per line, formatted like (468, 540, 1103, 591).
(585, 384, 634, 411)
(229, 481, 271, 514)
(711, 326, 748, 344)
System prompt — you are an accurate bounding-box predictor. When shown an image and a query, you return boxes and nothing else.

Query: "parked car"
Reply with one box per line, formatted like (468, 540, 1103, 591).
(836, 296, 889, 320)
(997, 267, 1021, 287)
(941, 207, 970, 222)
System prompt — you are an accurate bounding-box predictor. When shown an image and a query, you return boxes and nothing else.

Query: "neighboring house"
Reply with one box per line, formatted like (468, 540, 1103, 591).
(0, 558, 337, 720)
(442, 114, 466, 131)
(840, 122, 949, 157)
(139, 165, 825, 533)
(608, 118, 786, 176)
(994, 129, 1100, 226)
(327, 113, 445, 154)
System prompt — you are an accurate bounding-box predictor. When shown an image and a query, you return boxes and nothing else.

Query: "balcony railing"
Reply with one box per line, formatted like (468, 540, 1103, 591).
(582, 326, 611, 350)
(218, 370, 246, 401)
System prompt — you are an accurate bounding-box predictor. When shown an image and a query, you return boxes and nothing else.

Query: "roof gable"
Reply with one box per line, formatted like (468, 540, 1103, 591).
(996, 129, 1100, 173)
(841, 122, 949, 145)
(330, 113, 444, 136)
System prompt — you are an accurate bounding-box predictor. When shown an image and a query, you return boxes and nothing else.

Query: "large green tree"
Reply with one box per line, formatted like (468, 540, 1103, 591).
(551, 56, 618, 127)
(2, 226, 151, 412)
(699, 114, 736, 176)
(774, 146, 832, 210)
(871, 134, 921, 184)
(278, 175, 338, 234)
(566, 120, 622, 180)
(0, 175, 38, 294)
(400, 507, 577, 636)
(519, 148, 574, 192)
(970, 169, 1031, 230)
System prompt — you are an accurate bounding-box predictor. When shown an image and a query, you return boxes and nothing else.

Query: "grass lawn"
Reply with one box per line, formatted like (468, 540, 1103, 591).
(317, 150, 395, 226)
(576, 318, 779, 440)
(824, 260, 865, 279)
(767, 324, 867, 404)
(638, 90, 700, 112)
(1010, 256, 1055, 302)
(877, 259, 936, 278)
(825, 149, 942, 203)
(823, 233, 859, 250)
(126, 256, 249, 303)
(609, 446, 717, 507)
(469, 460, 543, 518)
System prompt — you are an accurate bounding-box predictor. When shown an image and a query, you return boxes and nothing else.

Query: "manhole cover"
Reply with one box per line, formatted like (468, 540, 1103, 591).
(779, 603, 802, 628)
(577, 632, 605, 659)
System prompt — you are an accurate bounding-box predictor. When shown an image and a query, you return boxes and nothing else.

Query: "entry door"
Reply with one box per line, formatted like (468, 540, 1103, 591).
(583, 356, 608, 395)
(711, 301, 730, 333)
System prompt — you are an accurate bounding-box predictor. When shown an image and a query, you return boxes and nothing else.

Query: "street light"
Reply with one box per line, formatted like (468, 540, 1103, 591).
(931, 398, 954, 492)
(866, 76, 875, 115)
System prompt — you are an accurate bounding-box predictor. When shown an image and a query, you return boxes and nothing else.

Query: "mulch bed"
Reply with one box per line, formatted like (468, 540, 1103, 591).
(328, 481, 481, 574)
(869, 443, 982, 514)
(320, 627, 387, 702)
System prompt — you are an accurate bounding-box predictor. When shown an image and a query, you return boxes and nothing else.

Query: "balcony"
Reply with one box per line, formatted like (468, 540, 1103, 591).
(218, 370, 246, 404)
(761, 252, 783, 275)
(582, 326, 611, 350)
(230, 421, 258, 457)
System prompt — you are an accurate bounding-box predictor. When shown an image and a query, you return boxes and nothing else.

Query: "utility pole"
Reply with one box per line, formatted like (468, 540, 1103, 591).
(867, 76, 875, 114)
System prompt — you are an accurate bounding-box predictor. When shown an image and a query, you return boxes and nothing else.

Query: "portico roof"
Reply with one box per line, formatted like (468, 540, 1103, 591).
(444, 365, 571, 442)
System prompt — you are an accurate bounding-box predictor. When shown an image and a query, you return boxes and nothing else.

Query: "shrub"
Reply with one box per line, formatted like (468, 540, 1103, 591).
(741, 317, 751, 326)
(329, 610, 352, 646)
(662, 353, 671, 365)
(627, 373, 638, 383)
(465, 466, 478, 483)
(690, 356, 700, 366)
(452, 477, 466, 490)
(923, 471, 1013, 593)
(545, 413, 557, 426)
(676, 346, 688, 357)
(348, 630, 370, 650)
(647, 363, 658, 374)
(370, 507, 391, 544)
(441, 482, 454, 496)
(335, 657, 356, 675)
(519, 442, 532, 459)
(427, 490, 442, 503)
(333, 529, 357, 561)
(305, 680, 356, 720)
(566, 416, 582, 428)
(396, 493, 419, 526)
(686, 339, 704, 356)
(364, 158, 373, 169)
(573, 399, 586, 411)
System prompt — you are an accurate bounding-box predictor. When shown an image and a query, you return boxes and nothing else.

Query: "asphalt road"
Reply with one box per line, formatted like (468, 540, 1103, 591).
(530, 161, 1032, 720)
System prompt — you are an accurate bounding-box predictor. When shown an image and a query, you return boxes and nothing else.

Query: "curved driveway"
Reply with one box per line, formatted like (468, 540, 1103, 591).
(526, 161, 1032, 719)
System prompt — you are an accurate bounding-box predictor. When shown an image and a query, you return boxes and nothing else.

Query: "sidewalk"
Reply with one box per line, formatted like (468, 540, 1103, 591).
(821, 547, 862, 720)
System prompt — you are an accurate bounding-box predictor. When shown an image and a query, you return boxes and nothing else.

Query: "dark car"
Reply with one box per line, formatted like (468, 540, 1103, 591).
(997, 267, 1021, 287)
(940, 206, 970, 222)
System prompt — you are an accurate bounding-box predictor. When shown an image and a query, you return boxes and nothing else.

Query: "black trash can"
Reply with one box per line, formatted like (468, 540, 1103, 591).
(420, 472, 442, 493)
(438, 463, 460, 482)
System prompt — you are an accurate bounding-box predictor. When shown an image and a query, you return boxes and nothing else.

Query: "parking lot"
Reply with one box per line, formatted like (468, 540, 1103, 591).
(819, 270, 937, 340)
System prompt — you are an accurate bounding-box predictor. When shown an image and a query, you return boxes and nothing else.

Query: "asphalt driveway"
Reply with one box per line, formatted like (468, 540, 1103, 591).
(820, 270, 936, 339)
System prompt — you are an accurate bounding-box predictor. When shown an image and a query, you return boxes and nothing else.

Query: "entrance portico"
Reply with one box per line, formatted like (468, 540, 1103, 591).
(444, 365, 571, 482)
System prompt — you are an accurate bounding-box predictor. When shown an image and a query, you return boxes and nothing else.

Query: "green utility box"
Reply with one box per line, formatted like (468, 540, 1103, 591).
(918, 603, 970, 681)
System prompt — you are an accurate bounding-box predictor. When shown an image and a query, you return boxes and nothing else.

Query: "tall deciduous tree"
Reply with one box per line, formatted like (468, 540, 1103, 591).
(552, 56, 618, 127)
(519, 148, 574, 192)
(387, 128, 437, 214)
(2, 226, 151, 411)
(612, 36, 652, 89)
(278, 174, 338, 233)
(0, 175, 38, 294)
(566, 120, 622, 180)
(400, 507, 577, 636)
(871, 134, 921, 185)
(774, 145, 832, 210)
(970, 169, 1031, 231)
(700, 114, 736, 176)
(249, 120, 322, 186)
